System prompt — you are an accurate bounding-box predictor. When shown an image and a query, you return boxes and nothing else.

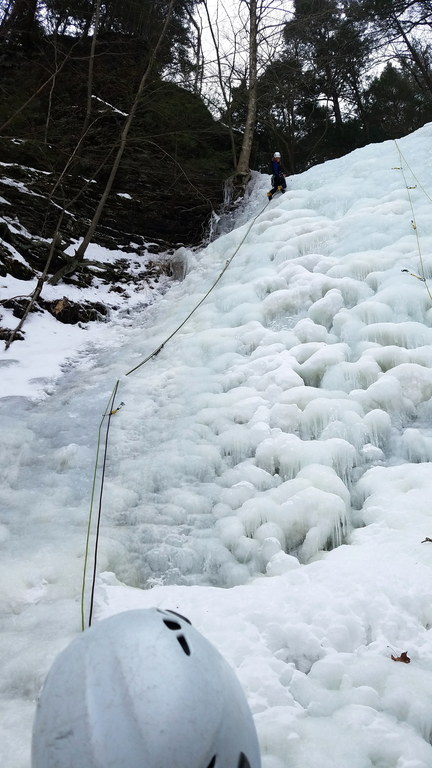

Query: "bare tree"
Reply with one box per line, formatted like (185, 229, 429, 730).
(185, 3, 205, 94)
(199, 0, 244, 169)
(4, 0, 177, 346)
(235, 0, 258, 187)
(196, 0, 289, 193)
(82, 0, 102, 138)
(50, 0, 176, 277)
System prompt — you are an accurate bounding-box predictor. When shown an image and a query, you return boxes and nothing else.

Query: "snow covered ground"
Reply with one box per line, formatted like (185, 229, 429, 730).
(2, 124, 432, 767)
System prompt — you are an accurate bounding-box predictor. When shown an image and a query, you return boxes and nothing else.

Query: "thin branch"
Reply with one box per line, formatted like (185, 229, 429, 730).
(58, 0, 177, 268)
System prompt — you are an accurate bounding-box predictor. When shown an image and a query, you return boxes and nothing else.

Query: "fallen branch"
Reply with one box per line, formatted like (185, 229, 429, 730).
(4, 215, 64, 350)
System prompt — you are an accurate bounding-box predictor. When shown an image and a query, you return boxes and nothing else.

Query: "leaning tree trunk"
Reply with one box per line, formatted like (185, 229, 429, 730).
(82, 0, 101, 140)
(235, 0, 258, 194)
(4, 0, 176, 347)
(49, 0, 176, 278)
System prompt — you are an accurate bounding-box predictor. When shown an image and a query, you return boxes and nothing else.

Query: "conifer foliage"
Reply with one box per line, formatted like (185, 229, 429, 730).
(248, 0, 432, 171)
(1, 0, 432, 181)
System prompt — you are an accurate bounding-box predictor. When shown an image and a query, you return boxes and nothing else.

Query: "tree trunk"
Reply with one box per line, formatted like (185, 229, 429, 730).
(50, 0, 176, 275)
(5, 216, 64, 350)
(201, 0, 238, 170)
(349, 74, 370, 140)
(82, 0, 101, 139)
(185, 5, 204, 95)
(331, 89, 343, 126)
(235, 0, 258, 189)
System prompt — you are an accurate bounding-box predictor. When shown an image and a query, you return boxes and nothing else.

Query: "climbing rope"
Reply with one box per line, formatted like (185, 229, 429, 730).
(81, 194, 273, 627)
(124, 198, 272, 377)
(393, 139, 432, 302)
(393, 139, 432, 205)
(81, 382, 118, 629)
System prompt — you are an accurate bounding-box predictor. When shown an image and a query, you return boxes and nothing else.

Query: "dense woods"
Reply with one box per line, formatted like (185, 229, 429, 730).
(0, 0, 233, 245)
(0, 0, 431, 324)
(1, 0, 432, 177)
(225, 0, 432, 173)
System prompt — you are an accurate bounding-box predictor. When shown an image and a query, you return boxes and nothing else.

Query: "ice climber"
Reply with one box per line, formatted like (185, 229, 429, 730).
(267, 151, 287, 200)
(31, 608, 262, 768)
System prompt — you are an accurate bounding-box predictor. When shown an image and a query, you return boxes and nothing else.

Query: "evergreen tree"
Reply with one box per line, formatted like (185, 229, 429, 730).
(283, 0, 370, 127)
(364, 61, 432, 139)
(352, 0, 432, 95)
(1, 0, 196, 81)
(252, 0, 371, 171)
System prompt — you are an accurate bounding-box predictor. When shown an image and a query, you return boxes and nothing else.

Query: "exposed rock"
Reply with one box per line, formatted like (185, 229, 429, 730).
(0, 326, 24, 341)
(1, 296, 35, 318)
(0, 246, 35, 280)
(0, 39, 235, 342)
(40, 296, 109, 325)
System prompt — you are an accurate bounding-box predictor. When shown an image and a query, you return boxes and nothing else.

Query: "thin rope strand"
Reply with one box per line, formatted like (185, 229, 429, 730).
(86, 381, 119, 628)
(394, 138, 432, 204)
(80, 384, 118, 630)
(82, 193, 274, 622)
(394, 140, 432, 302)
(125, 198, 271, 377)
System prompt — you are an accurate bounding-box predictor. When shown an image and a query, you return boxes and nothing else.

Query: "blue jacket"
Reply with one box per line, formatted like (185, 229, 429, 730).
(271, 159, 285, 179)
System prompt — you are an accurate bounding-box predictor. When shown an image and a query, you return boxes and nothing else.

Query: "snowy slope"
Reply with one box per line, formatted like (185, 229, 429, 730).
(2, 124, 432, 767)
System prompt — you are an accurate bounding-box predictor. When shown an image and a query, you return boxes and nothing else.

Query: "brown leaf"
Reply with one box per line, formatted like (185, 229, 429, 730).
(391, 651, 410, 663)
(53, 297, 69, 315)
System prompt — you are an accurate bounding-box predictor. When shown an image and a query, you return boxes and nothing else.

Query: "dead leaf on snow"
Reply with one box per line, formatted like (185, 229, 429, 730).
(391, 652, 410, 663)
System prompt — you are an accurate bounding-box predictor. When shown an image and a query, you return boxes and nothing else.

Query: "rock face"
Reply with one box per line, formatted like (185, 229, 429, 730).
(0, 38, 235, 335)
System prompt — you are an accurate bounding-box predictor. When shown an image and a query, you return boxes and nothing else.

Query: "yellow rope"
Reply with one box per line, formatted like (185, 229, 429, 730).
(125, 198, 272, 377)
(81, 194, 273, 627)
(393, 139, 432, 204)
(80, 383, 119, 630)
(393, 140, 432, 302)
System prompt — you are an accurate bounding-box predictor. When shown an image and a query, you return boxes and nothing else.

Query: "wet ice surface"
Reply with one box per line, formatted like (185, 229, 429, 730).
(2, 125, 432, 767)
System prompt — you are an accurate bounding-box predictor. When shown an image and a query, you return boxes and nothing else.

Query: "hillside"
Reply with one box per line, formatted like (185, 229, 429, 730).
(3, 117, 432, 768)
(0, 36, 234, 340)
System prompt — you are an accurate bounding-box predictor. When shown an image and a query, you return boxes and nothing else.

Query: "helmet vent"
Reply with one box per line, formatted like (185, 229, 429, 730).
(238, 754, 251, 768)
(163, 619, 182, 631)
(206, 757, 217, 767)
(177, 634, 191, 655)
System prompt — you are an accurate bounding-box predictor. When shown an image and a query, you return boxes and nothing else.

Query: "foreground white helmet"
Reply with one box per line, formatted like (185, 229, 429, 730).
(273, 152, 281, 158)
(32, 608, 261, 768)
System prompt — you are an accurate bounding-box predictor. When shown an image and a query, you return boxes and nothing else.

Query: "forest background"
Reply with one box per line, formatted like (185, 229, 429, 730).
(0, 0, 432, 338)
